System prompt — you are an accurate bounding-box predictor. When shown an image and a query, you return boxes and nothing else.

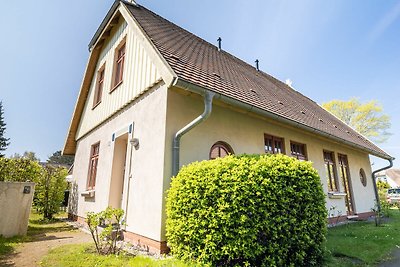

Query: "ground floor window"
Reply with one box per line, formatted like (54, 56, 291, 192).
(264, 134, 285, 154)
(87, 142, 100, 189)
(290, 141, 307, 160)
(324, 150, 338, 192)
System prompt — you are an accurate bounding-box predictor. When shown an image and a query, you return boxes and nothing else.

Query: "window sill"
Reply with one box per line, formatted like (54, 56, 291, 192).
(109, 80, 123, 93)
(81, 189, 95, 198)
(328, 192, 347, 199)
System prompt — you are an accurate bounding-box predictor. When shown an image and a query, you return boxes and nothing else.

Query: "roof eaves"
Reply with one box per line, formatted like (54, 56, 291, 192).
(174, 78, 393, 161)
(88, 0, 122, 51)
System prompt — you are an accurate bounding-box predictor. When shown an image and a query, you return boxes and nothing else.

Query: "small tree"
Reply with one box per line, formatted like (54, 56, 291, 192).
(86, 207, 125, 255)
(0, 101, 10, 157)
(34, 165, 68, 219)
(322, 98, 391, 143)
(47, 150, 74, 167)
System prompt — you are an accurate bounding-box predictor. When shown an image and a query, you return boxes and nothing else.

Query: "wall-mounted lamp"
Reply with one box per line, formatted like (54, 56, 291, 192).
(130, 138, 139, 150)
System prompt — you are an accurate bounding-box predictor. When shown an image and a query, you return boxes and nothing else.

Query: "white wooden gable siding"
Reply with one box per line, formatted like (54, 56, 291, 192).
(76, 18, 162, 140)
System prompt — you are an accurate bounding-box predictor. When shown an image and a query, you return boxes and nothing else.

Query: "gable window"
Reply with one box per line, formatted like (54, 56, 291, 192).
(87, 142, 100, 190)
(209, 141, 234, 159)
(111, 40, 126, 91)
(93, 64, 105, 108)
(324, 150, 339, 192)
(264, 134, 285, 154)
(290, 141, 307, 160)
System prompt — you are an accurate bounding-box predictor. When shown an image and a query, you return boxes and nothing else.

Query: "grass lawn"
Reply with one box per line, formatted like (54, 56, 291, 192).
(40, 209, 400, 267)
(4, 210, 400, 266)
(326, 209, 400, 266)
(40, 244, 192, 267)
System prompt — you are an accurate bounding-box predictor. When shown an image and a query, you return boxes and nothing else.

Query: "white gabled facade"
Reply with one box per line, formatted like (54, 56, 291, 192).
(67, 3, 174, 251)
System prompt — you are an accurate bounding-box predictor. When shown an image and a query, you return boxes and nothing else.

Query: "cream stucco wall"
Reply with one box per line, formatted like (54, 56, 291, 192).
(72, 83, 168, 241)
(162, 89, 376, 239)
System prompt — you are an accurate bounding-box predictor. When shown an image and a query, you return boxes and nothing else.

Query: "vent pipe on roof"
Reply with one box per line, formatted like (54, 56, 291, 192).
(255, 59, 260, 71)
(217, 37, 222, 51)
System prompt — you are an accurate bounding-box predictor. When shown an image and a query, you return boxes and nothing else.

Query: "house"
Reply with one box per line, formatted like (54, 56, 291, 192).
(376, 169, 400, 188)
(63, 0, 394, 253)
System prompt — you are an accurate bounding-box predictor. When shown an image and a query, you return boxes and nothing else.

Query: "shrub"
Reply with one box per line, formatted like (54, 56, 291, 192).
(0, 157, 41, 182)
(34, 165, 68, 219)
(86, 207, 125, 255)
(166, 154, 327, 266)
(0, 158, 68, 220)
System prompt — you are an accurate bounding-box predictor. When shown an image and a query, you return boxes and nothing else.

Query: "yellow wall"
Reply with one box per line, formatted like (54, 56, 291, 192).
(162, 89, 376, 238)
(76, 17, 162, 140)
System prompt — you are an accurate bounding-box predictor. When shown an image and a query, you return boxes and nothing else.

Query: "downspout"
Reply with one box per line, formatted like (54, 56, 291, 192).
(371, 158, 394, 211)
(123, 139, 135, 227)
(172, 91, 215, 176)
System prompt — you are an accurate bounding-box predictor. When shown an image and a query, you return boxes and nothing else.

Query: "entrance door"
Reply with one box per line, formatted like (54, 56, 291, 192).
(338, 154, 355, 215)
(108, 134, 128, 209)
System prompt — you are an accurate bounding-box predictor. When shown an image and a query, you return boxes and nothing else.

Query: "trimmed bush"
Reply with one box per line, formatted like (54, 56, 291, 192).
(0, 157, 41, 182)
(166, 154, 327, 266)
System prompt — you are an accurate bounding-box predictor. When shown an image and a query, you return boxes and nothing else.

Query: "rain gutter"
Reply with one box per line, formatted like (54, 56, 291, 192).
(173, 79, 392, 161)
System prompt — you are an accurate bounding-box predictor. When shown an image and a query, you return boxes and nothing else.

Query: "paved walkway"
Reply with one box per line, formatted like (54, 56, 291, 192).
(0, 229, 91, 267)
(379, 249, 400, 267)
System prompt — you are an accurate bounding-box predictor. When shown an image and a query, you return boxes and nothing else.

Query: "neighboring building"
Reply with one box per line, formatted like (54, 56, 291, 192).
(376, 169, 400, 188)
(63, 0, 394, 252)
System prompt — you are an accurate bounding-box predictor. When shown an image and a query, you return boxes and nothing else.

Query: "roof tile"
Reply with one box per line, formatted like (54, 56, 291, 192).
(125, 2, 391, 159)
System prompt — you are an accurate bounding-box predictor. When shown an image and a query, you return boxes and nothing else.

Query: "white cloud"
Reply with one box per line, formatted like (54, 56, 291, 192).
(369, 2, 400, 42)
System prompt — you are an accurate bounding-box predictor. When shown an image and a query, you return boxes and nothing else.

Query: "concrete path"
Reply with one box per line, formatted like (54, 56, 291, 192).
(0, 229, 91, 267)
(379, 249, 400, 267)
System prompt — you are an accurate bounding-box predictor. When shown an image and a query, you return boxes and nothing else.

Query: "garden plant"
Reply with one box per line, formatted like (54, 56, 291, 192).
(166, 154, 327, 266)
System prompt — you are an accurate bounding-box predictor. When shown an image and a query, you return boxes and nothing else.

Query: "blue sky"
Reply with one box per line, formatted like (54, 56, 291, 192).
(0, 0, 399, 169)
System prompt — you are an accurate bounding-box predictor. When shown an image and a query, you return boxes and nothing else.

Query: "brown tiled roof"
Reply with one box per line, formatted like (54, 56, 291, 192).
(124, 2, 391, 159)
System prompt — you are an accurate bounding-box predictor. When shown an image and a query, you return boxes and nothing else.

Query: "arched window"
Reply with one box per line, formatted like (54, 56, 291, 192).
(360, 168, 367, 187)
(209, 141, 234, 160)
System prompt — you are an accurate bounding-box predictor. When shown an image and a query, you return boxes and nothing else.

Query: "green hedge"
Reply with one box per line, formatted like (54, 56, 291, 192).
(166, 154, 327, 266)
(0, 157, 42, 182)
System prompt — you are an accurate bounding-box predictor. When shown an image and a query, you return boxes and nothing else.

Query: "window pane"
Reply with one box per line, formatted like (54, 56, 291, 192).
(209, 142, 233, 159)
(88, 143, 100, 189)
(264, 134, 284, 154)
(329, 164, 337, 191)
(220, 147, 228, 157)
(264, 137, 272, 153)
(290, 142, 307, 160)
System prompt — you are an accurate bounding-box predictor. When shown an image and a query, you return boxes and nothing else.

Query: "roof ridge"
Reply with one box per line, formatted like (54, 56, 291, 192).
(130, 3, 289, 85)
